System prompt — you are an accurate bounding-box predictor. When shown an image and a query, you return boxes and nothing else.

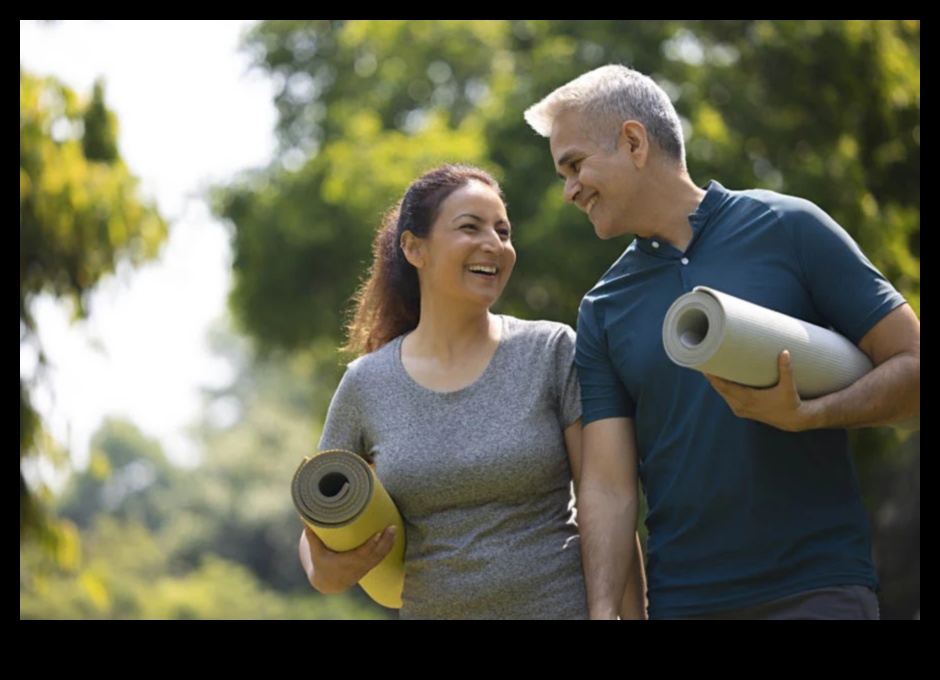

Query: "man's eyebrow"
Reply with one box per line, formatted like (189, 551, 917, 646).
(555, 150, 579, 179)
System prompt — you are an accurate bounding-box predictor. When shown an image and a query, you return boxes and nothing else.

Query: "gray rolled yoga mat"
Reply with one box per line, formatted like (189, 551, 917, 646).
(662, 286, 919, 431)
(662, 286, 873, 398)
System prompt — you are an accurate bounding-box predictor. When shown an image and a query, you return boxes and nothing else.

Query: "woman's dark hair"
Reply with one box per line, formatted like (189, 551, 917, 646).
(342, 163, 504, 357)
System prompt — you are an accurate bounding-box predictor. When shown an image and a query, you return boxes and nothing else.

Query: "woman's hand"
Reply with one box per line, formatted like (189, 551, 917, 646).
(298, 524, 397, 594)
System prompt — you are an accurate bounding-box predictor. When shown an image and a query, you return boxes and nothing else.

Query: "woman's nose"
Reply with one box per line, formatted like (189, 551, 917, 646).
(480, 229, 502, 252)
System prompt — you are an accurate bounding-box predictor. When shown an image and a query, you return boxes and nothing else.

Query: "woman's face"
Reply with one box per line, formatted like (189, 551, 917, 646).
(410, 180, 516, 310)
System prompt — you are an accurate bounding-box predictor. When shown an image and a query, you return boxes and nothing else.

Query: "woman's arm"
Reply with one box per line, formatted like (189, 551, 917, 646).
(299, 524, 397, 594)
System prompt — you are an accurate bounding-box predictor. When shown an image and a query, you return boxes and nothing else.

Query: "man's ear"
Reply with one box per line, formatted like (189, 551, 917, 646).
(400, 230, 425, 268)
(619, 120, 649, 168)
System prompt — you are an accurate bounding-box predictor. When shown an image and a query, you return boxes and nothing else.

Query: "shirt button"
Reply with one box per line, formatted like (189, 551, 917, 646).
(652, 241, 660, 248)
(681, 257, 689, 265)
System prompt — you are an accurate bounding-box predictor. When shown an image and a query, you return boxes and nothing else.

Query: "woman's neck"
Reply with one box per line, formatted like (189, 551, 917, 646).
(405, 306, 498, 365)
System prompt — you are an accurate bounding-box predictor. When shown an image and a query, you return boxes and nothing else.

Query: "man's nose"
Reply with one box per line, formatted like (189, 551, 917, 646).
(563, 176, 580, 204)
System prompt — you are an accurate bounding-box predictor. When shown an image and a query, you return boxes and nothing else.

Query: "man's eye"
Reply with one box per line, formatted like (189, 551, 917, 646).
(498, 228, 511, 239)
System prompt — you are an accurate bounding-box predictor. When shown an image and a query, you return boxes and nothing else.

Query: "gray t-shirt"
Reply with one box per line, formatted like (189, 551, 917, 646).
(319, 315, 588, 619)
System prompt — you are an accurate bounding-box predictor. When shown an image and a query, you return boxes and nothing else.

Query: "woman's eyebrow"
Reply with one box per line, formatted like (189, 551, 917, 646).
(452, 213, 483, 223)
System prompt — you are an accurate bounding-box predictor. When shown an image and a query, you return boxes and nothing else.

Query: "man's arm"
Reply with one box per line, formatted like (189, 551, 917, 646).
(620, 529, 648, 620)
(565, 419, 647, 620)
(577, 417, 643, 619)
(706, 303, 920, 432)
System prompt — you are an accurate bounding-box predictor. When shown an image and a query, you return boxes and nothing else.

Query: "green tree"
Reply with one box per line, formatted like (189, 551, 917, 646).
(20, 514, 385, 620)
(57, 419, 182, 532)
(20, 68, 169, 544)
(23, 405, 388, 620)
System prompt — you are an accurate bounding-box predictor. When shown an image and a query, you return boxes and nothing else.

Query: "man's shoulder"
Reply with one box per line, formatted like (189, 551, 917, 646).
(578, 241, 641, 308)
(725, 184, 824, 220)
(702, 182, 840, 244)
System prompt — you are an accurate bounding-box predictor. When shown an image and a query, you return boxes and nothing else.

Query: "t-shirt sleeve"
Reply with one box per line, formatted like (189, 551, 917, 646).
(575, 296, 633, 425)
(552, 322, 582, 429)
(781, 197, 908, 345)
(317, 360, 368, 459)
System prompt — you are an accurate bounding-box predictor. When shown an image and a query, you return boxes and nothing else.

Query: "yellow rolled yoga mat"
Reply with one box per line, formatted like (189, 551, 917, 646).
(291, 449, 405, 609)
(662, 286, 919, 431)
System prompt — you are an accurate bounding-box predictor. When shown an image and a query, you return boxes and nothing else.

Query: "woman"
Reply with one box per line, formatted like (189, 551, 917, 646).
(298, 164, 588, 619)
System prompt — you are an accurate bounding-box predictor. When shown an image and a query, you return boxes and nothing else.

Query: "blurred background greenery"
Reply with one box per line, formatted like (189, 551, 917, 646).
(20, 20, 919, 620)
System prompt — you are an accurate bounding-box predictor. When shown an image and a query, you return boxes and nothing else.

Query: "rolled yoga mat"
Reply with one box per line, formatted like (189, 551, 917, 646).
(291, 449, 405, 609)
(662, 286, 874, 399)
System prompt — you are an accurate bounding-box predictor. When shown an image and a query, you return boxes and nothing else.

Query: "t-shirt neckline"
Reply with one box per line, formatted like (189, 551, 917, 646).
(394, 314, 508, 397)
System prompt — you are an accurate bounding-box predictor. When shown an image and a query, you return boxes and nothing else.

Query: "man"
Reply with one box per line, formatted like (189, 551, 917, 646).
(523, 64, 920, 620)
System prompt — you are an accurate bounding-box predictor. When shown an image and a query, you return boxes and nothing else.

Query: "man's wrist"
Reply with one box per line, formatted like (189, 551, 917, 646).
(588, 602, 620, 620)
(793, 399, 824, 431)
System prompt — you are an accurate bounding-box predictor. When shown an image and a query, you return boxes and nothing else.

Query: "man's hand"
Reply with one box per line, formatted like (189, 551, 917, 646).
(299, 524, 397, 594)
(705, 350, 811, 432)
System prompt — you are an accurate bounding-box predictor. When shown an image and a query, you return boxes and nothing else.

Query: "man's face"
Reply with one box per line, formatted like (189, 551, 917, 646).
(549, 110, 637, 240)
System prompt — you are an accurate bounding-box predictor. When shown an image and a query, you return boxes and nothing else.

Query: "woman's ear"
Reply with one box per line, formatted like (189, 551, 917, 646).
(400, 231, 425, 268)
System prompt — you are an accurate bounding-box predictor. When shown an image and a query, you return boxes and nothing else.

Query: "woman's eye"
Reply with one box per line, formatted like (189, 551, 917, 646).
(460, 223, 477, 231)
(498, 228, 511, 239)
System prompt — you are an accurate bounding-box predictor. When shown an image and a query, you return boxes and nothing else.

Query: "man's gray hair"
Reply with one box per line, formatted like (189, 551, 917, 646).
(524, 64, 686, 168)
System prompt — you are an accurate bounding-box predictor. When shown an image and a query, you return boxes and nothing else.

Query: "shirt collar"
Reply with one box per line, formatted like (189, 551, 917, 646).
(633, 179, 728, 256)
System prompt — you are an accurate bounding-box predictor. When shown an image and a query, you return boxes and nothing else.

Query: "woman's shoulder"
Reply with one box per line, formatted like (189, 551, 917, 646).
(502, 314, 575, 341)
(500, 315, 576, 356)
(341, 336, 402, 380)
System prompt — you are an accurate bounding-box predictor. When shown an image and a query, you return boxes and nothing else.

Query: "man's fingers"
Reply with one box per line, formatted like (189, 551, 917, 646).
(778, 350, 800, 397)
(705, 373, 737, 397)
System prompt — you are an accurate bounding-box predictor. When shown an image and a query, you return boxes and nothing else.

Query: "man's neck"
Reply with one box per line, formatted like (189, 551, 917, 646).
(642, 168, 706, 252)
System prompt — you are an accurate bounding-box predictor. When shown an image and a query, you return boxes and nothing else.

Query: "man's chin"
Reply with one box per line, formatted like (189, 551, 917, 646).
(593, 222, 617, 240)
(591, 217, 629, 241)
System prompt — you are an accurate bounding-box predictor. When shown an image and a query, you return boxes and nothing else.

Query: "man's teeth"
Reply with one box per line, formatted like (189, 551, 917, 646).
(468, 265, 497, 274)
(586, 196, 599, 213)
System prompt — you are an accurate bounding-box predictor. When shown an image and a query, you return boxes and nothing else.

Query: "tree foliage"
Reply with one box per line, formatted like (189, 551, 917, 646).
(20, 515, 385, 620)
(57, 419, 182, 532)
(22, 327, 392, 620)
(20, 68, 169, 541)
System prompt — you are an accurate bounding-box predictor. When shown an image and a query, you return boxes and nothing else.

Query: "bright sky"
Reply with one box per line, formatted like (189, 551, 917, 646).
(20, 20, 278, 471)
